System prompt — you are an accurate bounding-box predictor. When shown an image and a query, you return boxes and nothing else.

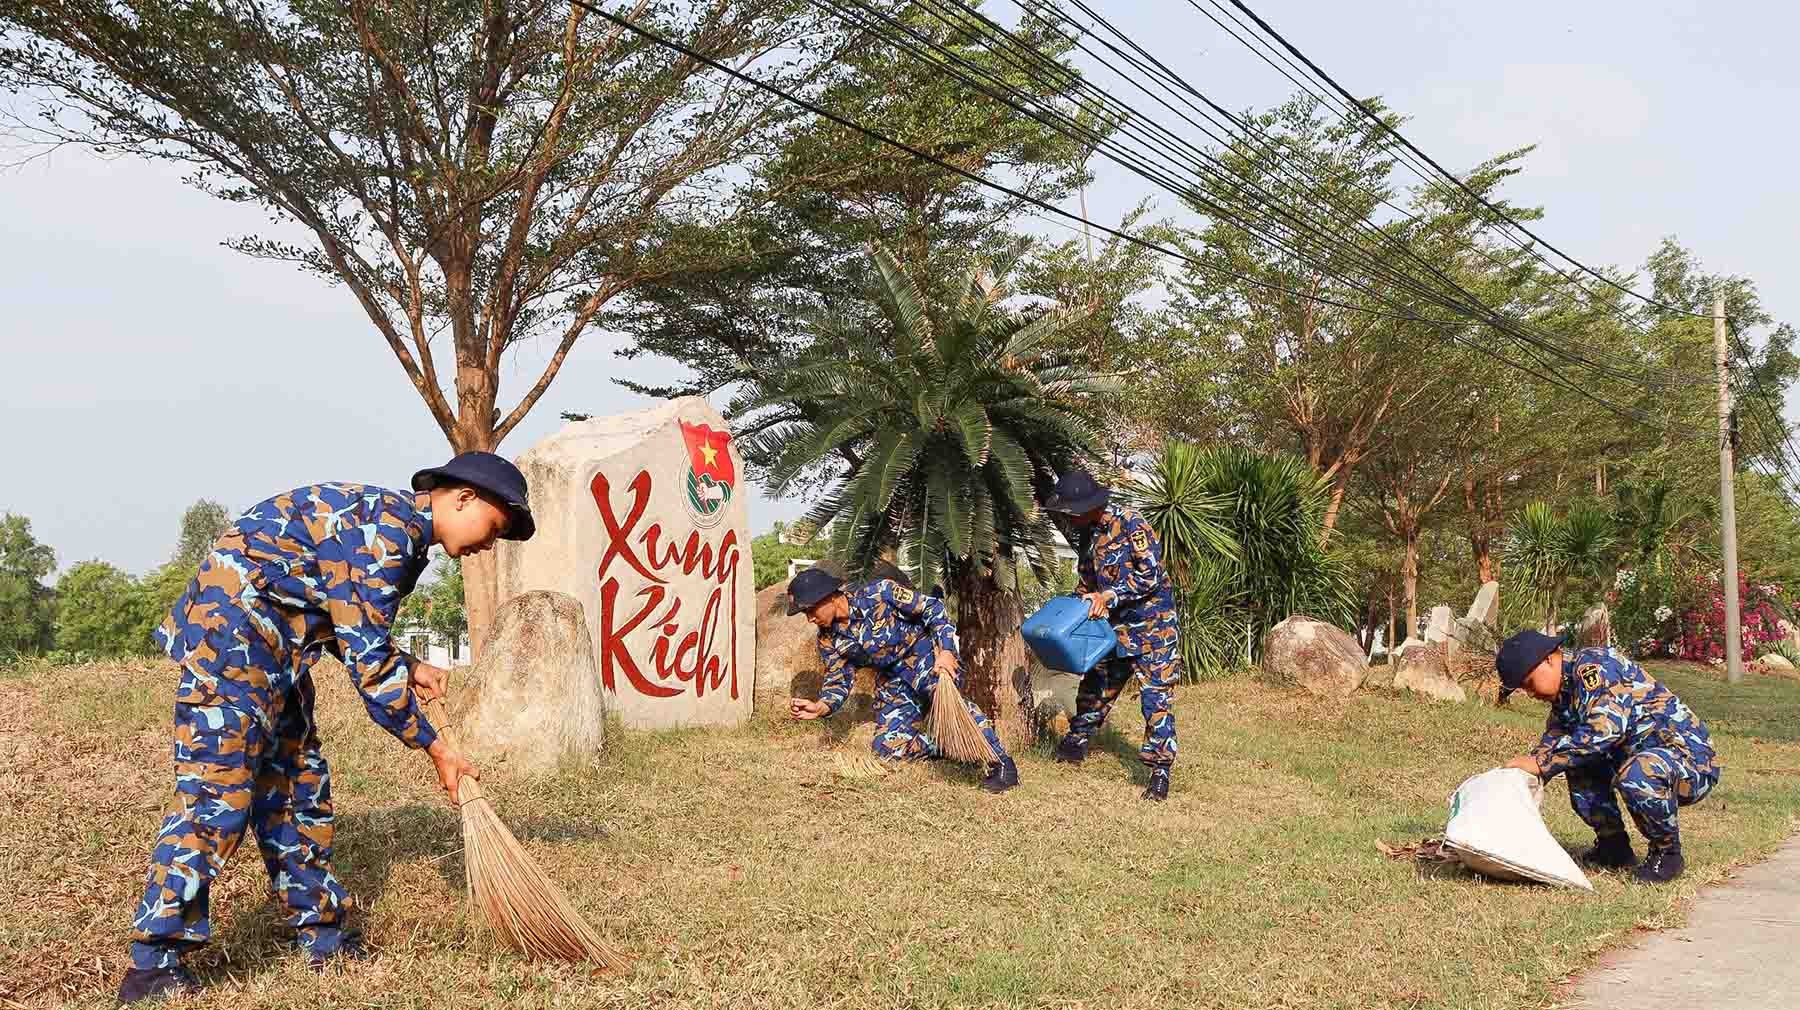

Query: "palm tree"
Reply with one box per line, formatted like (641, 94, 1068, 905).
(732, 244, 1111, 737)
(1502, 501, 1620, 632)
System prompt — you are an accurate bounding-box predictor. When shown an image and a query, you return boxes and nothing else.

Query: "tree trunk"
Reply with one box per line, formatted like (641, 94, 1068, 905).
(451, 406, 500, 661)
(1386, 586, 1397, 655)
(1403, 524, 1420, 638)
(1318, 468, 1351, 547)
(954, 569, 1033, 751)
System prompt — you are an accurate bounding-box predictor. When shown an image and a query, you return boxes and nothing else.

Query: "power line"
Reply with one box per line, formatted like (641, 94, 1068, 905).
(1215, 0, 1714, 321)
(856, 0, 1688, 388)
(1052, 0, 1687, 366)
(1726, 321, 1800, 491)
(567, 0, 1700, 434)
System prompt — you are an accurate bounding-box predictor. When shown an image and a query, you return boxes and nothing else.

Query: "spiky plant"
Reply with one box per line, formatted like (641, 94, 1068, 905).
(1503, 501, 1620, 632)
(732, 244, 1113, 730)
(1126, 443, 1354, 680)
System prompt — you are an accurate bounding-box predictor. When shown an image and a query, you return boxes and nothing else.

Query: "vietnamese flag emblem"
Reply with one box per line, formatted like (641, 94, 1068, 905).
(680, 421, 735, 486)
(680, 421, 735, 527)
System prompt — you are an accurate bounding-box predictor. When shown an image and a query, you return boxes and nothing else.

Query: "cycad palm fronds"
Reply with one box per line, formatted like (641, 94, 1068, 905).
(731, 243, 1105, 594)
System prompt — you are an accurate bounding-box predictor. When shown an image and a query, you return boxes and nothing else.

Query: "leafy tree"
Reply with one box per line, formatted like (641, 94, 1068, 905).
(54, 560, 150, 655)
(1014, 206, 1178, 457)
(750, 528, 814, 591)
(0, 514, 56, 655)
(1160, 96, 1463, 543)
(733, 245, 1107, 738)
(132, 562, 196, 654)
(397, 553, 467, 656)
(617, 2, 1095, 400)
(172, 499, 232, 570)
(0, 0, 854, 654)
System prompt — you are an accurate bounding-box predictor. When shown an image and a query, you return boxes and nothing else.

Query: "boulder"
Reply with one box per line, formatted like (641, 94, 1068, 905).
(1754, 653, 1798, 679)
(1466, 581, 1500, 628)
(1262, 615, 1367, 699)
(1392, 638, 1468, 703)
(752, 582, 876, 717)
(450, 591, 604, 771)
(1424, 606, 1454, 644)
(496, 398, 754, 730)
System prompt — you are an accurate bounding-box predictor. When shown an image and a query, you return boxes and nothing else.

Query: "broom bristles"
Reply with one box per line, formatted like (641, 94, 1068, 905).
(456, 775, 631, 969)
(424, 698, 628, 969)
(929, 675, 996, 764)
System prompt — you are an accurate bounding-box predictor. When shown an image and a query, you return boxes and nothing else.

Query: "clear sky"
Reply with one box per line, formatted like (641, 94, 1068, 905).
(2, 0, 1792, 578)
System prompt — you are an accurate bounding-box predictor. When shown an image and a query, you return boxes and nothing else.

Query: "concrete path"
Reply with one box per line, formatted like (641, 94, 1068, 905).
(1566, 835, 1800, 1009)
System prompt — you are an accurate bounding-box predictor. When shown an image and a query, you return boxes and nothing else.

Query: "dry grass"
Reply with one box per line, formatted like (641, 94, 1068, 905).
(1, 658, 1797, 1010)
(417, 697, 629, 971)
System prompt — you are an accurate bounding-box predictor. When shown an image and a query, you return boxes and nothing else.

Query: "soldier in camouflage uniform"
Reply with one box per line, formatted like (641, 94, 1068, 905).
(117, 453, 535, 1003)
(1044, 469, 1181, 802)
(1497, 629, 1720, 883)
(786, 567, 1019, 792)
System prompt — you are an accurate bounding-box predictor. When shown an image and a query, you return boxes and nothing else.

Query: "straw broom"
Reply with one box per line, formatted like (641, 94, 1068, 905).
(929, 670, 997, 764)
(422, 697, 629, 969)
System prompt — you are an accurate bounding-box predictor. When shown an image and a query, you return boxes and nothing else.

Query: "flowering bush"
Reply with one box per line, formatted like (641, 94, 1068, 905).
(1667, 571, 1789, 662)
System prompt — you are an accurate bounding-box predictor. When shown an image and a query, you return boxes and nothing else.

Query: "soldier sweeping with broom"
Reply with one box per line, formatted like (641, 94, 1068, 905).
(117, 453, 534, 1003)
(786, 567, 1020, 792)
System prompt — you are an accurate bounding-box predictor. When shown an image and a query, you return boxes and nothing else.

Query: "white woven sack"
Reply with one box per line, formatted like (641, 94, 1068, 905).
(1442, 767, 1593, 891)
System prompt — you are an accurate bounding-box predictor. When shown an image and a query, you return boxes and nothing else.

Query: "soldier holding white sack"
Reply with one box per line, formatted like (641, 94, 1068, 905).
(1494, 630, 1720, 884)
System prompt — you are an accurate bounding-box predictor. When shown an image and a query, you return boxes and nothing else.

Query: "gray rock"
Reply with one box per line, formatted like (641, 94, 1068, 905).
(1393, 638, 1468, 703)
(1262, 615, 1367, 699)
(451, 590, 605, 772)
(1466, 581, 1500, 628)
(1424, 605, 1454, 645)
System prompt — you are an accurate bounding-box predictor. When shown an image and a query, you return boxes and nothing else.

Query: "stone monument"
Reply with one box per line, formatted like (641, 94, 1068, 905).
(495, 397, 754, 730)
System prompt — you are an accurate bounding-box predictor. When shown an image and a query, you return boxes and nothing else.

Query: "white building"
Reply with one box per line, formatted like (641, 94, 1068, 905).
(396, 625, 472, 668)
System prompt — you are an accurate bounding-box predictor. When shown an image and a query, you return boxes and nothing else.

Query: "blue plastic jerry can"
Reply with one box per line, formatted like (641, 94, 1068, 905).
(1021, 595, 1118, 674)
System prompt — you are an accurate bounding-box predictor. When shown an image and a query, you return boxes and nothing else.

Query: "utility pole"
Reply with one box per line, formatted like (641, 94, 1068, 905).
(1715, 292, 1744, 684)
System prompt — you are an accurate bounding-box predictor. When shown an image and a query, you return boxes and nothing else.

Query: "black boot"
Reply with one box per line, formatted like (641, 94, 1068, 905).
(302, 928, 374, 971)
(1579, 834, 1638, 869)
(1634, 846, 1686, 884)
(1052, 734, 1089, 765)
(981, 755, 1020, 793)
(1142, 767, 1170, 802)
(117, 965, 199, 1004)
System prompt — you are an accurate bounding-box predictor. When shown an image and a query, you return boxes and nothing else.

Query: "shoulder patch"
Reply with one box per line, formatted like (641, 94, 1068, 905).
(1130, 527, 1150, 554)
(893, 586, 915, 606)
(1579, 663, 1605, 691)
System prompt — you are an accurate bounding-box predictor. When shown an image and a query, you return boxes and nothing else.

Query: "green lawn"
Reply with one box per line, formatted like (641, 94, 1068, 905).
(1, 658, 1796, 1009)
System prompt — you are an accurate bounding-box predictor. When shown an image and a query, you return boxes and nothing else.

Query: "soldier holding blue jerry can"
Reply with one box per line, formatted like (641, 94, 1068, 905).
(1039, 469, 1181, 802)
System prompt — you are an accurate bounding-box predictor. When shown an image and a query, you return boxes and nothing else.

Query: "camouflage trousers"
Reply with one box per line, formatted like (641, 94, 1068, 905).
(870, 660, 1008, 765)
(1067, 649, 1179, 767)
(1565, 745, 1720, 853)
(128, 675, 352, 970)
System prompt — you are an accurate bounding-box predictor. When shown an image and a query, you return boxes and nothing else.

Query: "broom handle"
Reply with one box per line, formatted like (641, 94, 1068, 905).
(422, 695, 486, 804)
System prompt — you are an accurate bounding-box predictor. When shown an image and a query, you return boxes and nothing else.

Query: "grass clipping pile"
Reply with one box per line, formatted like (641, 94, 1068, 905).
(424, 698, 630, 968)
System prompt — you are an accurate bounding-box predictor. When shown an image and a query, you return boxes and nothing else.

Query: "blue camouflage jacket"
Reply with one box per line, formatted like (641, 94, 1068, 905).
(153, 483, 438, 750)
(1075, 505, 1180, 658)
(815, 579, 959, 715)
(1530, 646, 1716, 778)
